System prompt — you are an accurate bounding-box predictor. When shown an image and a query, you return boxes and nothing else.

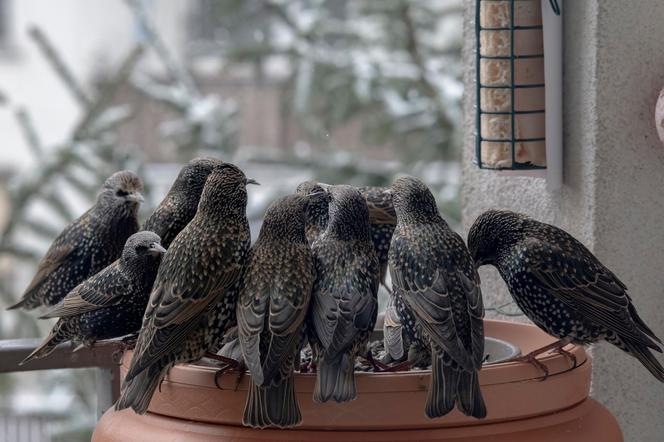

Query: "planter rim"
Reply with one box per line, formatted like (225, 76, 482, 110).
(117, 319, 591, 430)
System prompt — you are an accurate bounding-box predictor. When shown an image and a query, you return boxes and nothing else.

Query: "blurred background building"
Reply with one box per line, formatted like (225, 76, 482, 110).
(0, 0, 463, 440)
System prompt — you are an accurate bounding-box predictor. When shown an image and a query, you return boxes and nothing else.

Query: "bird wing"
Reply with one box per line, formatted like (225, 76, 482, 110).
(40, 261, 130, 318)
(127, 240, 246, 380)
(390, 232, 477, 371)
(22, 242, 76, 296)
(524, 236, 660, 349)
(359, 187, 397, 225)
(143, 201, 181, 247)
(238, 244, 313, 385)
(311, 249, 378, 358)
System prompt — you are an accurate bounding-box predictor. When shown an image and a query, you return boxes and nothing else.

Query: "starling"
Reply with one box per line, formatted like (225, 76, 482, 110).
(389, 176, 486, 419)
(308, 185, 379, 402)
(467, 210, 664, 381)
(237, 194, 315, 429)
(143, 157, 222, 248)
(20, 231, 166, 365)
(297, 181, 396, 289)
(8, 171, 143, 311)
(358, 186, 397, 290)
(115, 163, 256, 414)
(295, 181, 330, 245)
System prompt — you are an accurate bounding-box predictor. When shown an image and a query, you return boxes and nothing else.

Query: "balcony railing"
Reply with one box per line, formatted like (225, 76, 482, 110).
(0, 339, 123, 419)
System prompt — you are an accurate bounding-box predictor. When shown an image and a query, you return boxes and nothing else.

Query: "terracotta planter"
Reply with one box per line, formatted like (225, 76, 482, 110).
(93, 320, 623, 441)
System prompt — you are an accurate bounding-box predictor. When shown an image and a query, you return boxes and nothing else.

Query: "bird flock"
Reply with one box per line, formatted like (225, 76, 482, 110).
(9, 157, 664, 429)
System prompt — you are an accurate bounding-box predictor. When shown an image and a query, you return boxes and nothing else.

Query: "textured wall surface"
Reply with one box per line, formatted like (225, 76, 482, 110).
(461, 1, 664, 441)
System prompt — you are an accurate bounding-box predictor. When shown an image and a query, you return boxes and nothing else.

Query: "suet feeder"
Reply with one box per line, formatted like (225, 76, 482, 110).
(475, 0, 563, 190)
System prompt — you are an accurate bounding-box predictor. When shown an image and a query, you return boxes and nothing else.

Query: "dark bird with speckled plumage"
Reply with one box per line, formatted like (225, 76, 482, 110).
(20, 231, 165, 365)
(237, 194, 315, 429)
(468, 209, 664, 382)
(115, 163, 255, 414)
(296, 181, 330, 245)
(308, 185, 379, 403)
(296, 181, 396, 290)
(358, 186, 396, 289)
(143, 157, 222, 248)
(8, 171, 144, 311)
(389, 176, 486, 419)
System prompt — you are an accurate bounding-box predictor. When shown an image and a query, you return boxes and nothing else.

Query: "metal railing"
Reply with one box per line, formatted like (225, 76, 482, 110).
(0, 339, 123, 419)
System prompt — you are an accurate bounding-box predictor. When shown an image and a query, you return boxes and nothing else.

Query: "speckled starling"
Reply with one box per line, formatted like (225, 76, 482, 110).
(237, 194, 315, 429)
(297, 181, 396, 289)
(8, 171, 144, 311)
(295, 180, 330, 245)
(143, 157, 222, 248)
(307, 185, 379, 402)
(115, 163, 255, 414)
(20, 231, 165, 365)
(467, 209, 664, 381)
(358, 186, 396, 289)
(389, 176, 486, 419)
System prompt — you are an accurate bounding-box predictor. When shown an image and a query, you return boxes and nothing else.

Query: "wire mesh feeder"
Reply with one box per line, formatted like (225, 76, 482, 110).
(475, 0, 560, 170)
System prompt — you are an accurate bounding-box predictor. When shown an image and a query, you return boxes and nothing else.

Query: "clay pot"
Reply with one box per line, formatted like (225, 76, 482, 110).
(92, 320, 623, 442)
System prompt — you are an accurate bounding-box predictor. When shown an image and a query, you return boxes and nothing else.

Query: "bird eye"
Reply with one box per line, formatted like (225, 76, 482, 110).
(136, 245, 148, 253)
(116, 189, 129, 197)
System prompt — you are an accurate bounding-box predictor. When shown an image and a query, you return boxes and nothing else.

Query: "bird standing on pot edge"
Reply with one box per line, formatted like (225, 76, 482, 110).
(115, 163, 256, 414)
(237, 194, 315, 429)
(467, 210, 664, 381)
(388, 176, 487, 419)
(308, 184, 379, 403)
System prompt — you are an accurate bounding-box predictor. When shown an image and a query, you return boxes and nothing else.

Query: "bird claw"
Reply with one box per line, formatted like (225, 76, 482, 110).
(513, 352, 550, 381)
(213, 361, 246, 391)
(111, 348, 126, 366)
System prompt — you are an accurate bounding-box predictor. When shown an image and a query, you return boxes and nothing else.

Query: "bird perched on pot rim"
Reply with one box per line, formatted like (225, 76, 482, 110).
(8, 171, 144, 311)
(467, 210, 664, 381)
(308, 185, 379, 403)
(115, 163, 255, 414)
(143, 157, 222, 248)
(388, 176, 486, 419)
(237, 194, 315, 428)
(20, 231, 166, 365)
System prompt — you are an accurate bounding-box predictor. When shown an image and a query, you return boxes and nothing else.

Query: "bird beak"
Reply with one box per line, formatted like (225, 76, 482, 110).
(383, 188, 394, 196)
(148, 243, 167, 256)
(316, 182, 332, 191)
(245, 178, 260, 186)
(126, 192, 144, 204)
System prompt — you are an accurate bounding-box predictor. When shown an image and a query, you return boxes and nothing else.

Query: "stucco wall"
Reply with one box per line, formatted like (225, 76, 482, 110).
(461, 1, 664, 441)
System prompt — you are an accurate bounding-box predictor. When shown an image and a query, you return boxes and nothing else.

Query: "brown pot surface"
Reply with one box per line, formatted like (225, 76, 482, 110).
(93, 319, 623, 441)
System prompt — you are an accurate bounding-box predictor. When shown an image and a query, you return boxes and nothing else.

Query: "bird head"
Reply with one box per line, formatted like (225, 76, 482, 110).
(467, 209, 525, 268)
(175, 156, 223, 197)
(258, 194, 310, 244)
(388, 176, 439, 224)
(99, 170, 144, 215)
(198, 163, 258, 215)
(122, 231, 166, 264)
(323, 184, 371, 241)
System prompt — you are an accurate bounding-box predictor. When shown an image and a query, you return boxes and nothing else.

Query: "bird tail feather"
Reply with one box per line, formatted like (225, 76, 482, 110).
(456, 369, 487, 419)
(426, 351, 457, 419)
(115, 365, 165, 414)
(314, 353, 356, 403)
(243, 376, 301, 429)
(622, 337, 664, 382)
(6, 298, 31, 311)
(20, 322, 71, 365)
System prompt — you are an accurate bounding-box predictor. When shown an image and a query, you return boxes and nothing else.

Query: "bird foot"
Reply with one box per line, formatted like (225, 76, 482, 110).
(510, 340, 573, 381)
(213, 360, 246, 391)
(362, 351, 397, 372)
